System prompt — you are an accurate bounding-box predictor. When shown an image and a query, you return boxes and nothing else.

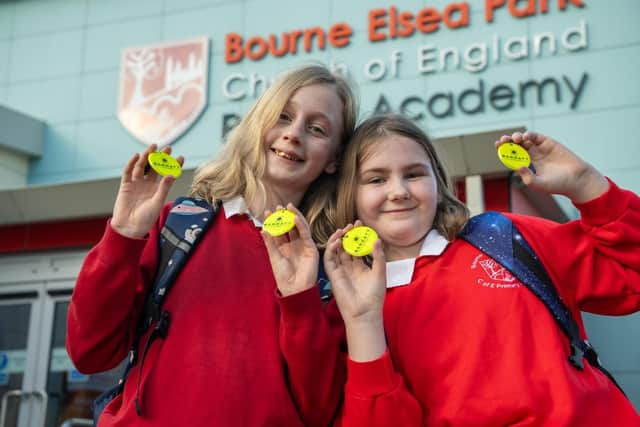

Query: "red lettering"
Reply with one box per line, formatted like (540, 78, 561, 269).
(509, 0, 536, 18)
(368, 8, 387, 41)
(246, 36, 267, 61)
(443, 3, 469, 29)
(389, 6, 398, 39)
(485, 0, 506, 23)
(416, 8, 441, 33)
(397, 12, 415, 37)
(303, 27, 325, 52)
(328, 23, 352, 48)
(486, 0, 583, 23)
(558, 0, 585, 10)
(540, 0, 549, 13)
(268, 34, 289, 57)
(289, 30, 303, 54)
(225, 33, 244, 63)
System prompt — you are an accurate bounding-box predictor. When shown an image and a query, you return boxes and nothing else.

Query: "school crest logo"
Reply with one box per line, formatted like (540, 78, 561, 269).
(478, 257, 516, 282)
(471, 254, 520, 289)
(118, 37, 209, 147)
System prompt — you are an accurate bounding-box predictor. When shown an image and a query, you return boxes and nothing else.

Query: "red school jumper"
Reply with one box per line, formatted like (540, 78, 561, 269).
(338, 180, 640, 427)
(67, 202, 345, 427)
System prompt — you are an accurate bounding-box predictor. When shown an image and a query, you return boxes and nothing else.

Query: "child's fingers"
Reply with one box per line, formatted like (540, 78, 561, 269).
(523, 131, 542, 143)
(327, 228, 344, 244)
(342, 223, 356, 234)
(495, 132, 538, 152)
(370, 240, 386, 277)
(134, 144, 157, 180)
(326, 235, 344, 257)
(510, 132, 524, 143)
(522, 131, 548, 150)
(286, 203, 305, 220)
(516, 166, 536, 186)
(154, 176, 175, 205)
(338, 244, 354, 266)
(288, 226, 300, 242)
(261, 230, 283, 261)
(292, 212, 312, 243)
(494, 135, 510, 149)
(323, 239, 344, 272)
(121, 153, 140, 184)
(272, 233, 289, 247)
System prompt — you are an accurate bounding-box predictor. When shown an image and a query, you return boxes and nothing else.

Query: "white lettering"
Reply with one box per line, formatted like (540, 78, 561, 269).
(415, 20, 589, 76)
(417, 45, 437, 74)
(390, 50, 402, 78)
(222, 73, 246, 100)
(504, 36, 528, 60)
(463, 43, 487, 72)
(533, 32, 557, 57)
(364, 58, 386, 81)
(562, 20, 587, 52)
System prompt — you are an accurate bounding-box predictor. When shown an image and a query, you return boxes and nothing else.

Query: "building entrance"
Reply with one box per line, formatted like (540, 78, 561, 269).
(0, 252, 122, 427)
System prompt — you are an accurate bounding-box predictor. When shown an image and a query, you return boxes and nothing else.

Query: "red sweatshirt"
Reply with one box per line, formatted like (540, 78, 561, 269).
(338, 180, 640, 426)
(66, 203, 344, 427)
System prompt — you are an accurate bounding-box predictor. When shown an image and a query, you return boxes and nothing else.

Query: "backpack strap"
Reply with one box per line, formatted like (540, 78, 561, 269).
(459, 211, 626, 396)
(111, 197, 218, 415)
(141, 197, 219, 332)
(317, 256, 332, 302)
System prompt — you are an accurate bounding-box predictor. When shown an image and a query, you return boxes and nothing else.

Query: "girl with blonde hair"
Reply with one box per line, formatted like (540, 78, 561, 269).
(67, 64, 358, 427)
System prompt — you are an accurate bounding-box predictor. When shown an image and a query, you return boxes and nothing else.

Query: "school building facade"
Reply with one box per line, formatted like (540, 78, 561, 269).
(0, 0, 638, 425)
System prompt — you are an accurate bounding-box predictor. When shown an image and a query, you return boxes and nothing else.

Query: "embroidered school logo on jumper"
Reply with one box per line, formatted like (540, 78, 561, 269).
(471, 254, 520, 289)
(118, 37, 210, 147)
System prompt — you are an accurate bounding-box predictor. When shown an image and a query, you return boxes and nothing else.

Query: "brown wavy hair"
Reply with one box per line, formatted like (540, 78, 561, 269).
(335, 114, 469, 242)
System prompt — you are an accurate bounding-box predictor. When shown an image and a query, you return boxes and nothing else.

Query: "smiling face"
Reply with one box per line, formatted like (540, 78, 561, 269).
(262, 83, 344, 200)
(355, 134, 438, 261)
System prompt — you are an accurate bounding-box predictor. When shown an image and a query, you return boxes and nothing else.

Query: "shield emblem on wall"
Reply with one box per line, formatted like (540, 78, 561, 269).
(118, 37, 209, 147)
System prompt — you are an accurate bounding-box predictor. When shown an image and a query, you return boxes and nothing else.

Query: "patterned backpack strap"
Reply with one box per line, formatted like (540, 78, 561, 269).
(147, 197, 218, 320)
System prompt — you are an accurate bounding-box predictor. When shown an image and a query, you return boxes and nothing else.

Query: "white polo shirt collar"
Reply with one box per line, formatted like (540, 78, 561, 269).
(386, 229, 449, 288)
(223, 196, 263, 227)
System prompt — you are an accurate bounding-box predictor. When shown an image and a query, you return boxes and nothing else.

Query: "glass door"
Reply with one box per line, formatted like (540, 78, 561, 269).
(0, 287, 44, 427)
(0, 251, 124, 427)
(39, 290, 124, 427)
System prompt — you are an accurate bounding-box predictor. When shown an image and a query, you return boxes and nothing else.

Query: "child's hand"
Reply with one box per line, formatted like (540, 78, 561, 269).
(261, 204, 318, 297)
(323, 223, 387, 324)
(111, 144, 183, 239)
(497, 131, 609, 203)
(324, 222, 388, 361)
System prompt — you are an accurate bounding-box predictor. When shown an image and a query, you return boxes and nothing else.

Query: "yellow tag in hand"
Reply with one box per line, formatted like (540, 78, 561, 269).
(497, 142, 531, 171)
(148, 152, 182, 178)
(342, 226, 378, 257)
(263, 209, 296, 237)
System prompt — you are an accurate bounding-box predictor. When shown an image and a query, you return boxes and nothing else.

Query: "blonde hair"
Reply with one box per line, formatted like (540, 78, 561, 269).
(189, 64, 358, 245)
(335, 114, 469, 242)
